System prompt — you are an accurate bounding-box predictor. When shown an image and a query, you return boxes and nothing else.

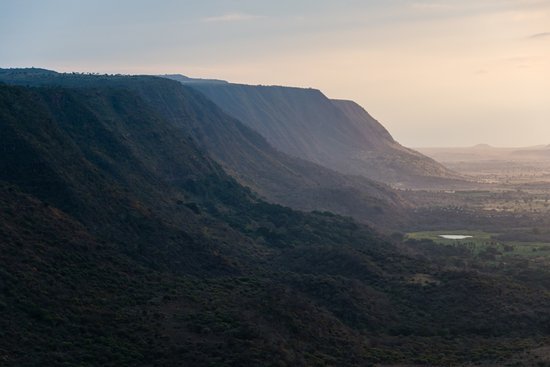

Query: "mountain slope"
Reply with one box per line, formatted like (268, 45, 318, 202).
(179, 79, 460, 187)
(0, 68, 408, 228)
(331, 99, 458, 184)
(2, 81, 550, 366)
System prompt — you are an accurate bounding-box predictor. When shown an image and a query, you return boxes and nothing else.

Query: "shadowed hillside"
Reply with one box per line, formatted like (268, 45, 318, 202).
(2, 74, 550, 366)
(0, 68, 409, 229)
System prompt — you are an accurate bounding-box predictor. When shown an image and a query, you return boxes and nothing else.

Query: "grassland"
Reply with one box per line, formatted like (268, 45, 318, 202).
(406, 230, 550, 264)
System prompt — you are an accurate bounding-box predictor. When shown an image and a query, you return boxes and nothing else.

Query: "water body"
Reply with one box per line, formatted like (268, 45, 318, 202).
(439, 235, 473, 240)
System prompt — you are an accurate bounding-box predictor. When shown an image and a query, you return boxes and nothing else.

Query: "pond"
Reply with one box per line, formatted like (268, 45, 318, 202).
(439, 235, 473, 240)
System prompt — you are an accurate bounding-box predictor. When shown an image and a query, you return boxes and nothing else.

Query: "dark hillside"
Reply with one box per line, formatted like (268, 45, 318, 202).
(0, 68, 408, 229)
(1, 78, 550, 366)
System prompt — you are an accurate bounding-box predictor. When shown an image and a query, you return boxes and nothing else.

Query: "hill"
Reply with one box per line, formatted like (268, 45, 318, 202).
(2, 75, 550, 366)
(173, 78, 462, 188)
(0, 68, 408, 229)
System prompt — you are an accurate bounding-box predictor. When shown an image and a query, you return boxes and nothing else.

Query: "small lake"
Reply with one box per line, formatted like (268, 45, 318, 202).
(439, 235, 473, 240)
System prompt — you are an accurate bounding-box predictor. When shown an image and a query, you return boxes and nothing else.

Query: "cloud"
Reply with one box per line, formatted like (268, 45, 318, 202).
(529, 32, 550, 39)
(201, 12, 264, 23)
(410, 2, 457, 11)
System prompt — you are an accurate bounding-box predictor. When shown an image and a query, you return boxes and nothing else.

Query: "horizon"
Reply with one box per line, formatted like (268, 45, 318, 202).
(2, 0, 549, 147)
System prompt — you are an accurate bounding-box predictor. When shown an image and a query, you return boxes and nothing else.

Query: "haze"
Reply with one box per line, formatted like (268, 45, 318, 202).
(1, 0, 549, 147)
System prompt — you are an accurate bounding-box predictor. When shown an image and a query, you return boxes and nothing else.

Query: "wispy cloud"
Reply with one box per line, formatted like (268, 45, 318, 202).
(410, 2, 457, 11)
(529, 32, 550, 39)
(475, 69, 489, 75)
(201, 12, 264, 23)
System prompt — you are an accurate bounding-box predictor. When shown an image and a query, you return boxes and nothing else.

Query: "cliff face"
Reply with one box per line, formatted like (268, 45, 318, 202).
(184, 79, 460, 187)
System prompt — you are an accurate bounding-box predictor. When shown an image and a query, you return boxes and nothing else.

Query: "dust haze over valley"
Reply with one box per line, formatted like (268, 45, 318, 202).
(419, 144, 550, 184)
(2, 1, 550, 366)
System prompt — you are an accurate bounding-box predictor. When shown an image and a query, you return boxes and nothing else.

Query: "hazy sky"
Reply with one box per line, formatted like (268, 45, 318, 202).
(1, 0, 549, 147)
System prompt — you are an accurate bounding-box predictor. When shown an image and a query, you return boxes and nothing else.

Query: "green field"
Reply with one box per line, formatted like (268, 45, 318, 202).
(406, 230, 550, 263)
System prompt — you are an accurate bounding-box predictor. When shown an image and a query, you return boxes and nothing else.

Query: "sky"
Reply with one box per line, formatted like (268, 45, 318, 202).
(1, 0, 549, 147)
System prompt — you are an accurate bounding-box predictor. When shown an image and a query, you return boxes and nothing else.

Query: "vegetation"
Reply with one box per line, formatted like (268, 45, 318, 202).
(0, 68, 409, 230)
(407, 230, 550, 265)
(1, 71, 550, 366)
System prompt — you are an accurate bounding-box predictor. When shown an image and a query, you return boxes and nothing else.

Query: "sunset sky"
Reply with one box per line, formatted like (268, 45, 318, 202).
(1, 0, 549, 147)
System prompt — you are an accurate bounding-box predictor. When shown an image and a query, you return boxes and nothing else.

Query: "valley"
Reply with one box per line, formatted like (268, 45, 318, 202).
(418, 145, 550, 185)
(405, 145, 550, 237)
(407, 229, 550, 265)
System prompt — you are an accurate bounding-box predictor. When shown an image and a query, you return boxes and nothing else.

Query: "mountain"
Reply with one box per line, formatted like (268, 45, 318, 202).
(0, 68, 408, 229)
(171, 78, 461, 188)
(0, 83, 395, 365)
(2, 72, 550, 366)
